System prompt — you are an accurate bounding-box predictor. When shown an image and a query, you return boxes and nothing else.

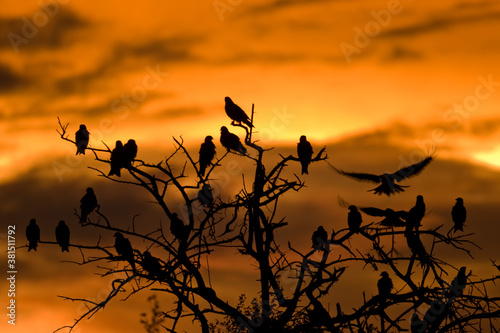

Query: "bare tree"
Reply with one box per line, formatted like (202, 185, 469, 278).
(38, 115, 500, 332)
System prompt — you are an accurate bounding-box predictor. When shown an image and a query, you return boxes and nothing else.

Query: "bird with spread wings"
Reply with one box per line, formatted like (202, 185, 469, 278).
(331, 155, 434, 196)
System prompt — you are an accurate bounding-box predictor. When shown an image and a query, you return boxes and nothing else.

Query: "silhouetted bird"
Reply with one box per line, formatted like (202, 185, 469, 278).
(199, 136, 216, 176)
(360, 207, 407, 227)
(405, 224, 428, 265)
(80, 187, 98, 223)
(348, 205, 362, 232)
(297, 135, 313, 175)
(220, 126, 247, 155)
(333, 155, 433, 196)
(55, 220, 70, 252)
(198, 184, 214, 207)
(26, 218, 40, 252)
(141, 251, 163, 278)
(312, 226, 328, 251)
(446, 266, 467, 300)
(170, 213, 188, 241)
(408, 195, 426, 229)
(224, 96, 253, 128)
(123, 139, 137, 167)
(109, 140, 124, 177)
(411, 313, 426, 333)
(377, 271, 393, 298)
(114, 232, 136, 273)
(451, 197, 466, 232)
(75, 124, 90, 155)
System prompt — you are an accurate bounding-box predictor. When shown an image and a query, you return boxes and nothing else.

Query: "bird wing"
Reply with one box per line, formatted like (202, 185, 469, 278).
(360, 207, 387, 217)
(392, 156, 433, 182)
(335, 169, 381, 183)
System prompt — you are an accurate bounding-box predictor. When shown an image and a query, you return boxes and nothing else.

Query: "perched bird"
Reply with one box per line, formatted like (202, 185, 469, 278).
(312, 226, 328, 251)
(411, 313, 426, 333)
(220, 126, 247, 155)
(114, 232, 136, 273)
(199, 136, 216, 177)
(75, 124, 90, 155)
(109, 140, 124, 177)
(297, 135, 313, 175)
(408, 195, 426, 229)
(198, 184, 214, 207)
(446, 266, 467, 300)
(55, 220, 70, 252)
(332, 155, 433, 196)
(348, 205, 362, 233)
(451, 197, 466, 232)
(141, 251, 163, 279)
(80, 187, 98, 223)
(26, 219, 40, 252)
(224, 96, 253, 128)
(123, 139, 137, 167)
(170, 213, 188, 241)
(360, 207, 407, 227)
(405, 224, 428, 265)
(377, 271, 393, 298)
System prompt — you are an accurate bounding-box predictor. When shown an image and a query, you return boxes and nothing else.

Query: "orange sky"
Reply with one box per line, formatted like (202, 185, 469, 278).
(1, 0, 500, 332)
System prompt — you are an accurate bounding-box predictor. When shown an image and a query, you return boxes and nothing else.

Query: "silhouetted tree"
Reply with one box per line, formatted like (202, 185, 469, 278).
(43, 116, 500, 333)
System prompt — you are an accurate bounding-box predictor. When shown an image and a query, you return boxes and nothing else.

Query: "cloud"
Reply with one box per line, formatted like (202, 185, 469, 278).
(0, 63, 26, 92)
(382, 46, 423, 62)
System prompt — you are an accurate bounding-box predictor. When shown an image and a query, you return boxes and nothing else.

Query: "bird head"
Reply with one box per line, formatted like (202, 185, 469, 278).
(116, 140, 123, 148)
(380, 271, 389, 278)
(86, 187, 94, 194)
(224, 96, 232, 103)
(205, 135, 213, 142)
(456, 197, 463, 203)
(348, 205, 357, 212)
(318, 226, 325, 232)
(416, 195, 424, 202)
(143, 251, 151, 259)
(114, 232, 123, 238)
(220, 126, 228, 133)
(30, 218, 36, 225)
(59, 220, 65, 226)
(299, 135, 307, 142)
(79, 124, 87, 130)
(127, 139, 136, 145)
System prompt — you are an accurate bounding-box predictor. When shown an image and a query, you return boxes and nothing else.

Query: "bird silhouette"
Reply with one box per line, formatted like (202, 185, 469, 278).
(312, 226, 328, 251)
(109, 140, 124, 177)
(224, 96, 253, 128)
(404, 220, 428, 265)
(408, 195, 426, 229)
(170, 213, 188, 241)
(377, 271, 393, 298)
(199, 136, 216, 176)
(80, 187, 98, 223)
(220, 126, 247, 155)
(297, 135, 313, 175)
(360, 207, 407, 227)
(332, 156, 433, 196)
(141, 251, 163, 279)
(451, 197, 466, 232)
(75, 124, 90, 155)
(198, 184, 214, 207)
(55, 220, 70, 252)
(114, 232, 136, 273)
(26, 218, 40, 252)
(446, 266, 467, 300)
(123, 139, 137, 167)
(348, 205, 362, 233)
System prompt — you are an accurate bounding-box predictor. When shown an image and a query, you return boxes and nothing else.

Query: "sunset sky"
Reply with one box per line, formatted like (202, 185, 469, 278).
(1, 0, 500, 332)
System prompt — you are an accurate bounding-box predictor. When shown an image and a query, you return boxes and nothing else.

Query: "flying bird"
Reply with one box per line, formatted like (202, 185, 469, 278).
(170, 213, 188, 241)
(224, 96, 253, 128)
(451, 197, 466, 232)
(220, 126, 247, 155)
(312, 226, 328, 251)
(297, 135, 313, 175)
(109, 140, 124, 177)
(114, 232, 136, 273)
(360, 207, 407, 227)
(408, 195, 426, 229)
(141, 251, 163, 279)
(123, 139, 137, 167)
(55, 220, 70, 252)
(80, 187, 98, 223)
(199, 136, 216, 177)
(26, 218, 40, 252)
(75, 124, 90, 155)
(348, 205, 362, 233)
(332, 155, 434, 196)
(377, 271, 393, 298)
(198, 184, 214, 207)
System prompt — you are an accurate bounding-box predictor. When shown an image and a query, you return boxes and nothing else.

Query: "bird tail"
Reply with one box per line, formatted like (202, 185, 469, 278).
(238, 144, 247, 155)
(244, 119, 254, 128)
(301, 162, 309, 175)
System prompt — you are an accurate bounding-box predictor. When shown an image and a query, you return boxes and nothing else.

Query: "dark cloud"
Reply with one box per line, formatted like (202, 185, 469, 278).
(468, 117, 500, 137)
(0, 7, 88, 51)
(0, 63, 26, 92)
(151, 106, 204, 120)
(244, 0, 344, 17)
(382, 46, 423, 62)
